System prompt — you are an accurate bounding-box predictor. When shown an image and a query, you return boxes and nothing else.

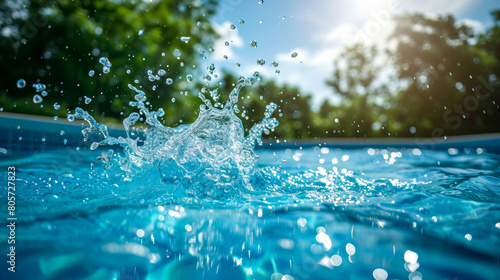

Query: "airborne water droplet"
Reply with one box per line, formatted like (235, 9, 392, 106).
(17, 79, 26, 88)
(84, 96, 92, 104)
(33, 94, 43, 104)
(54, 103, 61, 110)
(223, 55, 228, 60)
(41, 90, 48, 97)
(291, 52, 298, 58)
(138, 29, 143, 35)
(180, 36, 191, 43)
(271, 61, 278, 67)
(166, 78, 173, 85)
(88, 70, 95, 77)
(258, 0, 263, 4)
(257, 58, 265, 66)
(250, 40, 257, 48)
(158, 69, 166, 76)
(208, 47, 215, 52)
(236, 63, 241, 68)
(186, 74, 193, 82)
(203, 74, 212, 82)
(230, 24, 236, 30)
(239, 19, 245, 24)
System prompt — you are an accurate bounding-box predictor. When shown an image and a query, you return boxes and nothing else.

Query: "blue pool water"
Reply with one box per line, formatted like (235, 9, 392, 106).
(2, 138, 500, 279)
(1, 75, 500, 279)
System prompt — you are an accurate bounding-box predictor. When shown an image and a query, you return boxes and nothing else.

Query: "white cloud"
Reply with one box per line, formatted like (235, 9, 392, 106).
(457, 18, 484, 33)
(211, 21, 244, 61)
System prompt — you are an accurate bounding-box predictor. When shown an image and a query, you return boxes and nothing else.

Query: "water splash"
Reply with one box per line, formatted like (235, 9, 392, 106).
(68, 72, 278, 199)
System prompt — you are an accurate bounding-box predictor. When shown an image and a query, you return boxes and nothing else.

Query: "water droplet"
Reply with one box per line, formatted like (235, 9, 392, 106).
(225, 41, 229, 46)
(67, 114, 75, 122)
(33, 94, 43, 104)
(99, 57, 112, 67)
(223, 55, 228, 60)
(171, 98, 176, 102)
(258, 0, 263, 4)
(138, 30, 143, 36)
(257, 58, 265, 66)
(331, 255, 342, 266)
(259, 20, 263, 24)
(41, 90, 48, 97)
(16, 79, 26, 88)
(88, 70, 95, 77)
(346, 243, 355, 255)
(54, 116, 58, 120)
(203, 74, 212, 82)
(180, 36, 190, 43)
(271, 61, 278, 67)
(239, 19, 245, 24)
(84, 96, 92, 104)
(282, 16, 286, 19)
(33, 83, 46, 93)
(186, 74, 193, 82)
(291, 52, 298, 58)
(208, 47, 214, 52)
(158, 69, 166, 76)
(136, 229, 145, 238)
(207, 64, 215, 73)
(103, 66, 110, 74)
(236, 63, 241, 68)
(90, 142, 99, 150)
(54, 103, 61, 110)
(172, 48, 182, 57)
(126, 69, 131, 74)
(275, 70, 280, 74)
(197, 21, 201, 26)
(63, 139, 67, 145)
(166, 78, 173, 85)
(230, 24, 236, 30)
(373, 268, 388, 280)
(250, 40, 257, 48)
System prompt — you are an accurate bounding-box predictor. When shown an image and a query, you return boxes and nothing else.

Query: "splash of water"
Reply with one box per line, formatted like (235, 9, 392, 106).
(68, 72, 278, 199)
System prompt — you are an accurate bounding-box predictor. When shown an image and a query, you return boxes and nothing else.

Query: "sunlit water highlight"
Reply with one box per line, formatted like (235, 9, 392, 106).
(1, 75, 500, 280)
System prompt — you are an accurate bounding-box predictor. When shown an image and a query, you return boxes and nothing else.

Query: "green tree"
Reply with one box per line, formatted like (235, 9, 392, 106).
(0, 0, 218, 124)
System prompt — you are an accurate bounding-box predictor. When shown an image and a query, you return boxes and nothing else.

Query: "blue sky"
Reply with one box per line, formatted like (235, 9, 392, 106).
(202, 0, 500, 108)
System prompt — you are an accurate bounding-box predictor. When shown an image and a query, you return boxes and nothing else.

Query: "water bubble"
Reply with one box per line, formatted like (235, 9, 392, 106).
(54, 103, 61, 110)
(257, 58, 265, 66)
(103, 66, 110, 74)
(136, 229, 145, 238)
(126, 69, 131, 74)
(138, 30, 143, 36)
(158, 69, 166, 76)
(88, 70, 95, 77)
(67, 114, 75, 122)
(465, 233, 472, 241)
(236, 63, 241, 68)
(171, 98, 176, 102)
(41, 90, 48, 97)
(346, 243, 355, 255)
(271, 61, 278, 67)
(230, 24, 236, 30)
(203, 74, 212, 82)
(186, 74, 193, 82)
(250, 40, 257, 48)
(197, 21, 201, 26)
(291, 52, 298, 58)
(166, 78, 173, 85)
(180, 36, 191, 43)
(63, 139, 67, 145)
(282, 16, 286, 19)
(33, 94, 43, 104)
(239, 19, 245, 24)
(17, 79, 26, 88)
(373, 268, 388, 280)
(225, 41, 229, 46)
(84, 96, 92, 104)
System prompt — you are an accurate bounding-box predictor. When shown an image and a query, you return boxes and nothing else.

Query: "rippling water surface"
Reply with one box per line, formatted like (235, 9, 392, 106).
(2, 144, 500, 280)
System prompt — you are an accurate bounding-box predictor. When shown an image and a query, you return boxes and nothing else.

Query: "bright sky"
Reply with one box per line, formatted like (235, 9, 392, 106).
(204, 0, 500, 109)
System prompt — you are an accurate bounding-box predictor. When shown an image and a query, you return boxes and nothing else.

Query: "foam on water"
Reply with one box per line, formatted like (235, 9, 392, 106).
(67, 72, 278, 201)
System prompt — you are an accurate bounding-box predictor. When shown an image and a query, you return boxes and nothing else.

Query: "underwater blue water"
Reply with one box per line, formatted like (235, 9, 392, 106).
(1, 75, 500, 279)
